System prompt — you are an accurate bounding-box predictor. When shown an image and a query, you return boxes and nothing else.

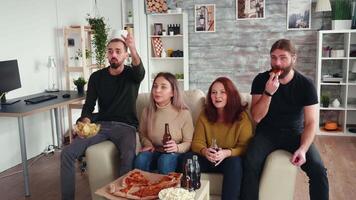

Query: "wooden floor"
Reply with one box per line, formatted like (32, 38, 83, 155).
(0, 149, 91, 200)
(0, 136, 355, 200)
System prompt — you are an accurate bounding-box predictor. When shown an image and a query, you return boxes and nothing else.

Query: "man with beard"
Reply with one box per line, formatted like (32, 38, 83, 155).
(61, 32, 145, 200)
(241, 39, 329, 200)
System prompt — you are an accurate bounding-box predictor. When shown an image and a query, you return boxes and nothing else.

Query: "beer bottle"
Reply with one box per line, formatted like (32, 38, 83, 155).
(192, 155, 201, 189)
(162, 123, 172, 148)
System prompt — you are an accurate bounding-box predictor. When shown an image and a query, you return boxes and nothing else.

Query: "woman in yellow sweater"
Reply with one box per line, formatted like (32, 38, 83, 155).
(134, 72, 194, 174)
(191, 77, 253, 200)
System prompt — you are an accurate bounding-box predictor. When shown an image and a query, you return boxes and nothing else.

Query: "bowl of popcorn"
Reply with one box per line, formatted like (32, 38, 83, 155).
(73, 122, 100, 138)
(158, 187, 195, 200)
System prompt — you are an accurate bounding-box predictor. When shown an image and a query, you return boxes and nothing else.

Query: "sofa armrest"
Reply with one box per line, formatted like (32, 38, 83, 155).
(259, 150, 298, 200)
(201, 150, 297, 199)
(86, 141, 120, 200)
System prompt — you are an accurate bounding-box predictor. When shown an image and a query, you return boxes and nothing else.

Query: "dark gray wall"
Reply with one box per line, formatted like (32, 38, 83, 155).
(182, 0, 327, 93)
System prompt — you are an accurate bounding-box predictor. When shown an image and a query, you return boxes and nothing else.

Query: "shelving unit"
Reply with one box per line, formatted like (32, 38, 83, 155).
(63, 25, 100, 143)
(316, 30, 356, 136)
(121, 0, 134, 31)
(147, 12, 189, 90)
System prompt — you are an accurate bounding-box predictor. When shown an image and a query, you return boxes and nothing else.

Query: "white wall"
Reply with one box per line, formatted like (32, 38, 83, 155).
(0, 0, 121, 172)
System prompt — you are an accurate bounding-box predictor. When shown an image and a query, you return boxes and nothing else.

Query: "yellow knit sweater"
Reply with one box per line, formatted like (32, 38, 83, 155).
(139, 103, 194, 153)
(192, 111, 253, 156)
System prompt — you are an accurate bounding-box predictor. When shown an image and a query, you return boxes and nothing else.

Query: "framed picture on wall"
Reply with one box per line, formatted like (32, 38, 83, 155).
(145, 0, 168, 14)
(236, 0, 265, 20)
(195, 4, 215, 32)
(287, 0, 311, 30)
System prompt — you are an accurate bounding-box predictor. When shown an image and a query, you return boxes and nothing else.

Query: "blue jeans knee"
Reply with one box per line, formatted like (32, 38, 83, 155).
(157, 153, 180, 174)
(134, 151, 154, 172)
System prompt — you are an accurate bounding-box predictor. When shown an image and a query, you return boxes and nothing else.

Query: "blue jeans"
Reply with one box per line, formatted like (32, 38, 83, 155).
(134, 151, 181, 174)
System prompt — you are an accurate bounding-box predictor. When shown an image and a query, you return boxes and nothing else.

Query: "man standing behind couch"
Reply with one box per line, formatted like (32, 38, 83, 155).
(241, 39, 329, 200)
(61, 32, 145, 200)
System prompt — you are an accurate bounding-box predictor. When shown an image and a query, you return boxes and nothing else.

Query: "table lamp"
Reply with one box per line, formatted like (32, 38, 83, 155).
(46, 56, 59, 92)
(315, 0, 332, 30)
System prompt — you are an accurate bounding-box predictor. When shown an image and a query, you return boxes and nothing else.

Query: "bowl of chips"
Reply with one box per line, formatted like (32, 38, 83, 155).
(73, 122, 101, 138)
(158, 187, 195, 200)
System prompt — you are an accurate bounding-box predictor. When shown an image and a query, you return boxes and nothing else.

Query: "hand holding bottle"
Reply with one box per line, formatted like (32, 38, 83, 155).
(212, 149, 231, 166)
(202, 138, 220, 164)
(163, 140, 178, 153)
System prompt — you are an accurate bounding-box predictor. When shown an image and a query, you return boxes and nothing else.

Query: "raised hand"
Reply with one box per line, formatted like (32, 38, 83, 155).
(121, 31, 140, 65)
(122, 31, 136, 53)
(265, 71, 280, 95)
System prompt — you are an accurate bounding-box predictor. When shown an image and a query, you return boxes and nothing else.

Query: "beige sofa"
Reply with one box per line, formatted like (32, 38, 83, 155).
(86, 89, 297, 200)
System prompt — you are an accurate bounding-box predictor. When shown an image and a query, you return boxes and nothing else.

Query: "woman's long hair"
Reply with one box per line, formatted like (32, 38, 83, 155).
(205, 77, 247, 123)
(145, 72, 188, 136)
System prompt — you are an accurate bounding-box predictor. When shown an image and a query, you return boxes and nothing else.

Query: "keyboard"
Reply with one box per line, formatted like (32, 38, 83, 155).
(24, 94, 58, 104)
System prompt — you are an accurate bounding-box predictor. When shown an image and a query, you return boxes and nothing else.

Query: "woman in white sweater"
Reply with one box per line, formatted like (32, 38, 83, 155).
(134, 72, 194, 174)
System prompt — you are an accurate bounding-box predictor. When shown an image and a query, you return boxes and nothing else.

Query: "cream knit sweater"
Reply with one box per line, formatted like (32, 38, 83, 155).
(139, 103, 194, 153)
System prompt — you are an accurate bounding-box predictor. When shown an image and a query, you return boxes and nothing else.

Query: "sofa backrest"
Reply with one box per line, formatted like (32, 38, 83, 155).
(136, 90, 253, 126)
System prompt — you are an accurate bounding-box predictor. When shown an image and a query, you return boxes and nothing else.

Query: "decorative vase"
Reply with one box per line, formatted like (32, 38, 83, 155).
(77, 85, 84, 94)
(332, 20, 352, 30)
(128, 17, 133, 24)
(332, 99, 341, 107)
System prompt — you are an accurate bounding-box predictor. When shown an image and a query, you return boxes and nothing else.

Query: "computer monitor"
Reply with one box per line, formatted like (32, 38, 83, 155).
(0, 59, 22, 105)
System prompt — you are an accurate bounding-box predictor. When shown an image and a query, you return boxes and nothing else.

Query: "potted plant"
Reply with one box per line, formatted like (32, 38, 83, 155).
(87, 15, 109, 68)
(127, 10, 133, 23)
(331, 0, 352, 30)
(76, 48, 92, 65)
(73, 77, 87, 94)
(321, 94, 330, 107)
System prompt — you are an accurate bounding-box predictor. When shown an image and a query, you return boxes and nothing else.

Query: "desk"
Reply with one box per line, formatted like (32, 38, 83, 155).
(0, 90, 85, 197)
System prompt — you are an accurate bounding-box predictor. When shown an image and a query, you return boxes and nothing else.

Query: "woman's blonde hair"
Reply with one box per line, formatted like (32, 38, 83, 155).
(145, 72, 188, 136)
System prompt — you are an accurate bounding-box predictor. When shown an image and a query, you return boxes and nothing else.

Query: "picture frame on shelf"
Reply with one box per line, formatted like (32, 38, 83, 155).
(287, 0, 311, 30)
(236, 0, 265, 20)
(195, 4, 215, 32)
(154, 23, 163, 35)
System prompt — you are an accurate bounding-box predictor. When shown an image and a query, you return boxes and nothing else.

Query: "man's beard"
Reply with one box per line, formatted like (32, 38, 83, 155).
(109, 58, 123, 69)
(110, 62, 119, 69)
(272, 63, 293, 79)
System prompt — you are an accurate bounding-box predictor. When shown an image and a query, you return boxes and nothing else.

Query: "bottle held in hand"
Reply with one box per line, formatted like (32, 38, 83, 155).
(211, 138, 219, 152)
(162, 123, 172, 153)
